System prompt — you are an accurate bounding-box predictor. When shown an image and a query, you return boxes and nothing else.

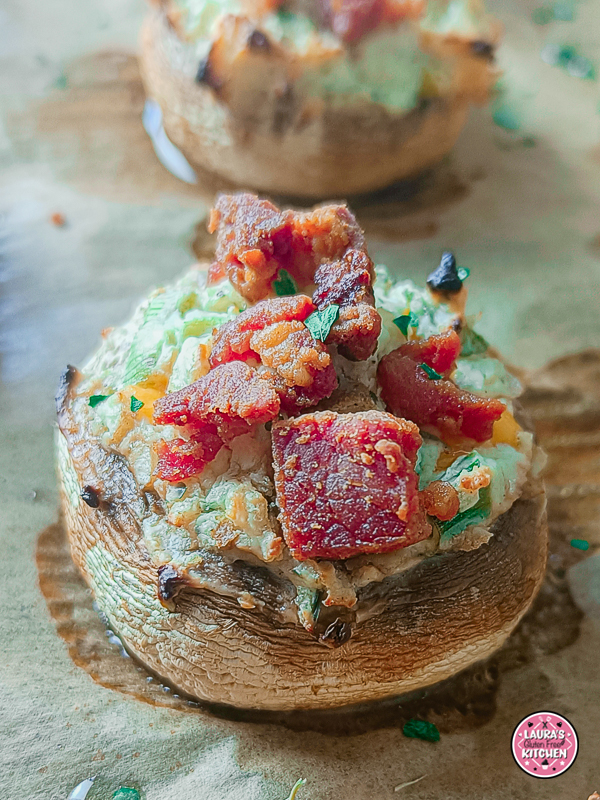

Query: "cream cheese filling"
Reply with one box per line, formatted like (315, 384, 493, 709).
(72, 264, 534, 629)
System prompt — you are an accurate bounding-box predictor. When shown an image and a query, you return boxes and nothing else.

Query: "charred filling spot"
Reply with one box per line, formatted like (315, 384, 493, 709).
(56, 364, 79, 416)
(426, 251, 463, 296)
(319, 617, 353, 648)
(80, 485, 100, 509)
(196, 55, 222, 92)
(247, 29, 271, 52)
(158, 564, 188, 606)
(470, 40, 495, 60)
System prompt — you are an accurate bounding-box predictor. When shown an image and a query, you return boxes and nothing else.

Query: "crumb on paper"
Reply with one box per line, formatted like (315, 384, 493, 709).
(51, 212, 66, 227)
(285, 778, 306, 800)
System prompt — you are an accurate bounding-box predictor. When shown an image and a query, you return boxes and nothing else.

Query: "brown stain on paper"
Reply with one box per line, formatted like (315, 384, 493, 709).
(10, 49, 468, 237)
(36, 350, 600, 734)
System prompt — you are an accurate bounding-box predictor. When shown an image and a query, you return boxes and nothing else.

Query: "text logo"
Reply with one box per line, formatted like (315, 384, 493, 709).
(512, 711, 578, 778)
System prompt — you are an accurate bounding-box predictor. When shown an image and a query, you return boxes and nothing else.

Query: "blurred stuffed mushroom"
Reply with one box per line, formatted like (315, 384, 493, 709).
(140, 0, 500, 197)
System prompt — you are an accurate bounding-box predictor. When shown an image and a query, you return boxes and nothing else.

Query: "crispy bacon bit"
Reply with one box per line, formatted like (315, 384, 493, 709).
(313, 249, 381, 360)
(420, 481, 460, 521)
(286, 365, 339, 414)
(271, 410, 430, 560)
(208, 194, 291, 302)
(210, 294, 338, 412)
(155, 426, 224, 482)
(322, 0, 424, 43)
(208, 194, 380, 359)
(153, 361, 281, 439)
(209, 295, 316, 367)
(377, 346, 505, 445)
(396, 330, 462, 376)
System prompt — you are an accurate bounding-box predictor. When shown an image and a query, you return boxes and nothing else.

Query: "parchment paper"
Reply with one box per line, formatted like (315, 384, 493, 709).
(1, 0, 600, 797)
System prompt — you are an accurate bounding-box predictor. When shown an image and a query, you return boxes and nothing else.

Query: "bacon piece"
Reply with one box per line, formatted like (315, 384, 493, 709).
(289, 204, 367, 281)
(252, 321, 338, 413)
(209, 295, 316, 367)
(208, 194, 293, 302)
(210, 295, 338, 412)
(313, 249, 381, 360)
(271, 410, 431, 560)
(322, 0, 424, 43)
(155, 426, 224, 482)
(276, 361, 339, 414)
(420, 481, 460, 521)
(153, 361, 281, 439)
(208, 194, 380, 359)
(377, 348, 504, 445)
(397, 329, 462, 376)
(251, 321, 329, 384)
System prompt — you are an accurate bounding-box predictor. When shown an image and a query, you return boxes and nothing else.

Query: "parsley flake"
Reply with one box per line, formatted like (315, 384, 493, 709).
(130, 396, 144, 413)
(273, 269, 297, 297)
(393, 312, 419, 337)
(570, 538, 589, 551)
(420, 363, 443, 380)
(89, 394, 111, 408)
(459, 326, 489, 356)
(457, 267, 470, 281)
(403, 719, 440, 742)
(112, 789, 141, 800)
(305, 304, 339, 342)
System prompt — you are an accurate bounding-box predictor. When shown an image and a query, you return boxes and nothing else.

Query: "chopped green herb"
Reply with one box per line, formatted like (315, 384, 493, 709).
(457, 267, 470, 281)
(112, 789, 141, 800)
(285, 778, 306, 800)
(570, 538, 590, 551)
(492, 104, 521, 131)
(532, 6, 554, 24)
(311, 590, 321, 619)
(89, 394, 111, 408)
(420, 363, 443, 380)
(567, 54, 595, 79)
(542, 43, 596, 79)
(277, 7, 295, 22)
(403, 719, 440, 742)
(393, 312, 419, 337)
(553, 0, 575, 21)
(440, 487, 491, 539)
(130, 396, 144, 413)
(122, 292, 173, 386)
(53, 73, 68, 90)
(273, 269, 297, 297)
(459, 327, 489, 357)
(200, 499, 223, 513)
(305, 304, 339, 342)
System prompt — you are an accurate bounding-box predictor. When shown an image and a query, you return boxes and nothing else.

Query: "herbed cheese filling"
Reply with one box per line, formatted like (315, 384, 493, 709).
(70, 262, 535, 631)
